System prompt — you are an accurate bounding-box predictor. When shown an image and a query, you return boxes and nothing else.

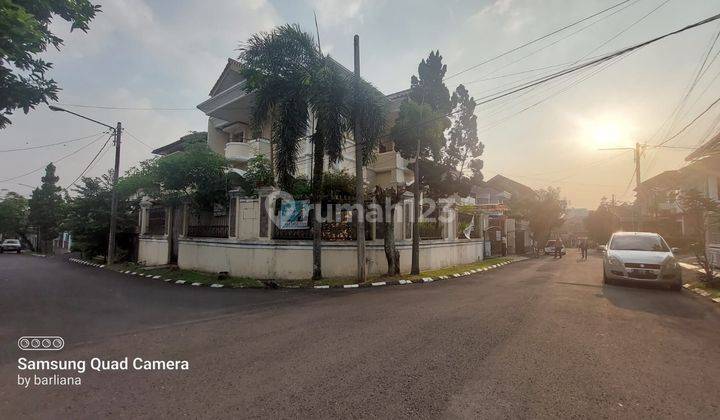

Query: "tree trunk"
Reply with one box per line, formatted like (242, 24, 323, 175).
(384, 207, 400, 275)
(411, 143, 421, 274)
(311, 135, 325, 280)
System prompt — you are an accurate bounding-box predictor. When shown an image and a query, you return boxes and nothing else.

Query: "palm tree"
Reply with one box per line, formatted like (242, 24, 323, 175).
(239, 25, 386, 280)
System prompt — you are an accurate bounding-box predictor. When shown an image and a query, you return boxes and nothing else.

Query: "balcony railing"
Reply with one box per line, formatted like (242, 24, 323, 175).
(224, 138, 270, 162)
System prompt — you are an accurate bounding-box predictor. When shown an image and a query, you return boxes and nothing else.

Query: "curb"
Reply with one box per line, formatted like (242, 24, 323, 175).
(679, 263, 720, 305)
(67, 257, 526, 292)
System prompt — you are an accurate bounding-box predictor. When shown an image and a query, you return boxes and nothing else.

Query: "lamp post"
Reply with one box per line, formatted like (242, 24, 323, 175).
(49, 105, 121, 264)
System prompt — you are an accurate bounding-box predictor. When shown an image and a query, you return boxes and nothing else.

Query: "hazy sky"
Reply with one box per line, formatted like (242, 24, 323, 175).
(1, 0, 719, 208)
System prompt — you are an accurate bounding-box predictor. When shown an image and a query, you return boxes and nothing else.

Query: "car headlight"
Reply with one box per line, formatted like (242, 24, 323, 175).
(607, 255, 623, 267)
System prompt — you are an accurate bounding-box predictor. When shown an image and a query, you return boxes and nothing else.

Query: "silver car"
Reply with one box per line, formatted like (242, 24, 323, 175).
(602, 232, 682, 291)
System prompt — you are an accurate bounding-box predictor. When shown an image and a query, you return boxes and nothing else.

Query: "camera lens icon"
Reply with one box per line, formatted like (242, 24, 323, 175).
(18, 336, 64, 351)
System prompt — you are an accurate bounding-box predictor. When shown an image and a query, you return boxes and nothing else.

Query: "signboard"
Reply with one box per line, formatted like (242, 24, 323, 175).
(279, 200, 310, 230)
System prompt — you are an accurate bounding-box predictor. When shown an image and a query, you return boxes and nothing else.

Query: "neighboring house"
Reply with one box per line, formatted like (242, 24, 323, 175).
(634, 133, 720, 261)
(471, 175, 535, 255)
(151, 131, 208, 156)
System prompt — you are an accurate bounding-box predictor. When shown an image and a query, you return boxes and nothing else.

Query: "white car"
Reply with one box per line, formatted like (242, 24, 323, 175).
(544, 239, 566, 255)
(602, 232, 681, 291)
(0, 239, 22, 253)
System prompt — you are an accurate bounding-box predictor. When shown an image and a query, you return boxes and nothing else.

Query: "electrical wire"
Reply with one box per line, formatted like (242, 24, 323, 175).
(0, 132, 105, 153)
(65, 132, 114, 190)
(0, 133, 109, 183)
(444, 0, 634, 81)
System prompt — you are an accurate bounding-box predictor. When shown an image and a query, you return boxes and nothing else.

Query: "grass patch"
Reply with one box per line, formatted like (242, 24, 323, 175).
(107, 262, 264, 288)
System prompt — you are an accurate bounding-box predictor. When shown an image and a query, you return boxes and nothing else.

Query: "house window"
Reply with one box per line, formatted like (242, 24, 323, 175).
(147, 207, 166, 236)
(229, 130, 244, 143)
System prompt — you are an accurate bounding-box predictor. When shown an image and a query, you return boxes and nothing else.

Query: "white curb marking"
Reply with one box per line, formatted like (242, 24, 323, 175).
(372, 282, 387, 286)
(422, 277, 433, 282)
(130, 272, 137, 276)
(191, 282, 202, 286)
(175, 280, 186, 284)
(399, 279, 412, 285)
(314, 285, 330, 289)
(210, 284, 224, 288)
(683, 283, 691, 289)
(152, 275, 161, 279)
(343, 284, 359, 288)
(453, 273, 460, 278)
(163, 278, 172, 282)
(713, 297, 720, 303)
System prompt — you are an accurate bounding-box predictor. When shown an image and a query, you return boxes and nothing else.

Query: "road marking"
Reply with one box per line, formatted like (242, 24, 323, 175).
(152, 275, 161, 279)
(343, 284, 359, 288)
(399, 279, 412, 285)
(175, 280, 186, 284)
(713, 297, 720, 303)
(191, 282, 202, 286)
(314, 285, 330, 289)
(210, 284, 224, 288)
(422, 277, 433, 282)
(371, 282, 386, 286)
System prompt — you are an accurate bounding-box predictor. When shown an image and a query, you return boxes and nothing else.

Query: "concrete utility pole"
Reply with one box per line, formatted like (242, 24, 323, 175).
(353, 34, 366, 283)
(48, 105, 121, 263)
(599, 142, 645, 231)
(107, 122, 122, 264)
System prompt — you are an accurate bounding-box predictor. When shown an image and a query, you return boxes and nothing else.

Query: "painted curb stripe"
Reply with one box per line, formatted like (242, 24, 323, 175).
(372, 282, 386, 286)
(175, 280, 186, 284)
(713, 297, 720, 303)
(152, 275, 161, 279)
(314, 285, 330, 289)
(399, 279, 412, 285)
(191, 282, 202, 286)
(343, 284, 359, 288)
(211, 284, 224, 288)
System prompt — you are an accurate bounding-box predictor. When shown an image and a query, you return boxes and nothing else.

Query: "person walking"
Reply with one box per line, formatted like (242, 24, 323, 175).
(554, 238, 563, 259)
(580, 239, 588, 260)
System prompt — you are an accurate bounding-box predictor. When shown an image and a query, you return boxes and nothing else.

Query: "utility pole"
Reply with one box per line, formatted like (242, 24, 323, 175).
(107, 122, 122, 264)
(634, 142, 642, 231)
(353, 34, 366, 283)
(598, 142, 646, 231)
(48, 105, 121, 264)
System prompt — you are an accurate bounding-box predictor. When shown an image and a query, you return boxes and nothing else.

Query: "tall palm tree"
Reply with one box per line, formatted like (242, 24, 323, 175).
(239, 25, 386, 280)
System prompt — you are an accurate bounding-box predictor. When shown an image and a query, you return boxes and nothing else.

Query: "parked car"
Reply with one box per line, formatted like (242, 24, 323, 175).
(0, 239, 22, 253)
(544, 239, 566, 255)
(602, 232, 681, 291)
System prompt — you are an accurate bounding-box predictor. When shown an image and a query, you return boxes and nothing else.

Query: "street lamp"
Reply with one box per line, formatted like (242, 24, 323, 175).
(49, 105, 122, 264)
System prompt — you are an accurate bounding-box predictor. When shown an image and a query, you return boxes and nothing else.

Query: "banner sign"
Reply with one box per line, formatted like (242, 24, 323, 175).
(279, 200, 310, 230)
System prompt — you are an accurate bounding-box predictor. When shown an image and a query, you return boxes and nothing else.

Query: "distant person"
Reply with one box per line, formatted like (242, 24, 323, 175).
(554, 239, 563, 259)
(580, 239, 588, 260)
(501, 236, 507, 257)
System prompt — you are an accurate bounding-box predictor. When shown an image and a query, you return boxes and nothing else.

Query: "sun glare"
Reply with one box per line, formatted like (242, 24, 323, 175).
(580, 116, 634, 149)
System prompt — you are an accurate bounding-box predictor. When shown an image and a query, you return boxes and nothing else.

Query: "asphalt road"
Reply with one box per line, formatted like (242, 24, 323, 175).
(1, 251, 719, 419)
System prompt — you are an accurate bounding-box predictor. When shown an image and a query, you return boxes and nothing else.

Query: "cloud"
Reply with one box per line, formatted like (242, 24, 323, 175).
(311, 0, 373, 27)
(471, 0, 533, 33)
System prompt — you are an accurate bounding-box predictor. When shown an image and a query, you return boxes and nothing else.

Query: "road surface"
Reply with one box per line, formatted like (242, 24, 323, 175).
(1, 251, 719, 418)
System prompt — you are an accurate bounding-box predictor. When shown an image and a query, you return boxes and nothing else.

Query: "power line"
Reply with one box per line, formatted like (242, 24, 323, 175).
(65, 133, 114, 190)
(444, 0, 634, 81)
(123, 129, 154, 150)
(0, 132, 106, 153)
(0, 133, 108, 183)
(657, 95, 720, 146)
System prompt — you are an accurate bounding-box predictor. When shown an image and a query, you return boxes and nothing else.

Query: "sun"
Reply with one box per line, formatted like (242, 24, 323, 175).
(580, 116, 633, 149)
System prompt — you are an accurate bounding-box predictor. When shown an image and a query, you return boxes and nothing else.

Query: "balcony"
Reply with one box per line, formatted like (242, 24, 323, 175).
(225, 138, 271, 162)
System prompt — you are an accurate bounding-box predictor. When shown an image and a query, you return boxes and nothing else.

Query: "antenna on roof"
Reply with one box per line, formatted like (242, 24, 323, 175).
(314, 10, 323, 55)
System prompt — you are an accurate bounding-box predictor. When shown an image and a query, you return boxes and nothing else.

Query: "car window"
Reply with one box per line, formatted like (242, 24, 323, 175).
(609, 235, 669, 252)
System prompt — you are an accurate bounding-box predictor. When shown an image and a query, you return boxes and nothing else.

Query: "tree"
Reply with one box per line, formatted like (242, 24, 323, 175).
(120, 143, 233, 210)
(373, 185, 405, 275)
(64, 173, 136, 259)
(238, 155, 274, 197)
(446, 84, 483, 178)
(238, 24, 386, 280)
(393, 50, 453, 274)
(678, 189, 719, 282)
(1, 0, 100, 128)
(511, 187, 566, 248)
(28, 163, 65, 252)
(0, 191, 28, 239)
(584, 197, 617, 244)
(391, 100, 446, 274)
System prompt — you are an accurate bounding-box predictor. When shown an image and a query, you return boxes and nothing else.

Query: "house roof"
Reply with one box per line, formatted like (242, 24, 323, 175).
(635, 170, 681, 192)
(686, 130, 720, 161)
(209, 58, 243, 96)
(152, 132, 208, 156)
(486, 175, 537, 200)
